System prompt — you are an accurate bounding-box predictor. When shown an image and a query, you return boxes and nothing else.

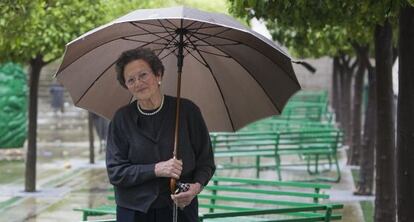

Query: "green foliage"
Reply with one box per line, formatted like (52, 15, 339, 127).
(0, 63, 27, 148)
(107, 0, 229, 19)
(0, 0, 230, 64)
(228, 0, 403, 58)
(0, 0, 112, 63)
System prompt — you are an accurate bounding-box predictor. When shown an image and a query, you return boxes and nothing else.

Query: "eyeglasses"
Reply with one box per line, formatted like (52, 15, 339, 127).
(125, 71, 152, 87)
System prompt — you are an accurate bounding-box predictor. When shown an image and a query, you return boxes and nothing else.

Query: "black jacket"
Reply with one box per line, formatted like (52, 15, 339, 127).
(106, 95, 215, 212)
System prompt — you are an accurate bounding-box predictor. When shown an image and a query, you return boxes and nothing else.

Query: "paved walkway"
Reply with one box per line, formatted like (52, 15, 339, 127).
(0, 73, 372, 221)
(0, 142, 371, 221)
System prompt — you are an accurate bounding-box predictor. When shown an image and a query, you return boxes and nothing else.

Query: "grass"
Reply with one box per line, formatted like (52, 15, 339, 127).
(351, 169, 374, 222)
(360, 200, 374, 222)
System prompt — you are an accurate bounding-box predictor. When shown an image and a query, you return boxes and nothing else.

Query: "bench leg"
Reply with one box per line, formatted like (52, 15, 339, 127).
(333, 154, 341, 182)
(324, 205, 333, 222)
(275, 154, 282, 180)
(327, 154, 333, 170)
(256, 156, 260, 178)
(317, 153, 341, 182)
(307, 154, 320, 175)
(314, 154, 320, 174)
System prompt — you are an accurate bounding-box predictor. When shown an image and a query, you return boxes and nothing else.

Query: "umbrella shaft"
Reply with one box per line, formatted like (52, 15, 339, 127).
(173, 70, 182, 158)
(176, 21, 185, 73)
(171, 26, 184, 194)
(172, 21, 185, 222)
(173, 203, 178, 222)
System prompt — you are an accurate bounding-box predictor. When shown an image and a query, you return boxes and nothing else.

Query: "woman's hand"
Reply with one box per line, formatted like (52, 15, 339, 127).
(171, 183, 202, 209)
(154, 158, 182, 179)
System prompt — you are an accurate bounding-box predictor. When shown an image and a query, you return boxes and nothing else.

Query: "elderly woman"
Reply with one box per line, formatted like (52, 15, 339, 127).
(106, 48, 215, 222)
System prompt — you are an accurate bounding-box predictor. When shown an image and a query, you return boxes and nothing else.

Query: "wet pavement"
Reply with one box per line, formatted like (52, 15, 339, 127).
(0, 84, 373, 221)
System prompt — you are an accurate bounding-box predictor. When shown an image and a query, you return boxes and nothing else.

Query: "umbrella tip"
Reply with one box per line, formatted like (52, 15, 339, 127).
(292, 60, 316, 74)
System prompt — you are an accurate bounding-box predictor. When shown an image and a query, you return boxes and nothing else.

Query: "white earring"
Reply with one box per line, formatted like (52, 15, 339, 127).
(158, 81, 161, 85)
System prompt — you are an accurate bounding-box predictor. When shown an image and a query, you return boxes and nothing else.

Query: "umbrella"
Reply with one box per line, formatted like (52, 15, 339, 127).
(56, 6, 300, 131)
(55, 6, 301, 219)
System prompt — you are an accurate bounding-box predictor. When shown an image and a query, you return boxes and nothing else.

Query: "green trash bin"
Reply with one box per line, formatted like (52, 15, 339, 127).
(0, 62, 28, 148)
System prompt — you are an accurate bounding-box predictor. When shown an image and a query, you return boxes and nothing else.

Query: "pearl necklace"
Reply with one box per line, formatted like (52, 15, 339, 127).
(137, 95, 164, 116)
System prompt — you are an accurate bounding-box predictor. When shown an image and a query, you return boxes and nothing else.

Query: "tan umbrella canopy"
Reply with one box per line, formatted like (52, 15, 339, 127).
(55, 6, 301, 133)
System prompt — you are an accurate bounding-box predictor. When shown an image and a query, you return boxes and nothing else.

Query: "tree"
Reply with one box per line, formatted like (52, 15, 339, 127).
(374, 18, 395, 222)
(355, 57, 376, 195)
(0, 0, 110, 192)
(396, 3, 414, 221)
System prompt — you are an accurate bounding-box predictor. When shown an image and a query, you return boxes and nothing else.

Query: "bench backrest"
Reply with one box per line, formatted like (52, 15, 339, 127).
(276, 129, 342, 151)
(198, 176, 343, 221)
(210, 128, 343, 153)
(201, 176, 330, 204)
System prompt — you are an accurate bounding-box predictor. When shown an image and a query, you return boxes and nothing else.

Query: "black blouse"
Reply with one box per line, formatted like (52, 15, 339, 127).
(106, 95, 216, 213)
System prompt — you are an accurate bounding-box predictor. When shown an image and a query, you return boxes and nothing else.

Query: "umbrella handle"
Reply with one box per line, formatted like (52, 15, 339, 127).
(170, 178, 177, 194)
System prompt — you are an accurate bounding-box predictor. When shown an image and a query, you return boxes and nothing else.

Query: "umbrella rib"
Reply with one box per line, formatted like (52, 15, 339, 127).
(151, 30, 180, 59)
(56, 31, 173, 75)
(164, 19, 179, 29)
(74, 60, 117, 105)
(186, 24, 221, 31)
(159, 48, 178, 61)
(190, 28, 235, 44)
(157, 48, 178, 60)
(186, 45, 231, 58)
(157, 19, 178, 40)
(182, 47, 208, 67)
(153, 19, 183, 58)
(184, 21, 211, 39)
(189, 42, 240, 47)
(124, 30, 172, 36)
(130, 22, 178, 45)
(189, 34, 283, 114)
(153, 45, 178, 53)
(184, 35, 236, 130)
(122, 37, 171, 46)
(192, 32, 299, 88)
(183, 20, 199, 30)
(132, 20, 176, 31)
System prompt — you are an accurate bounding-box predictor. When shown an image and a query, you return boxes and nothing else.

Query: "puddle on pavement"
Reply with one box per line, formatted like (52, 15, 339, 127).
(0, 160, 24, 184)
(0, 168, 113, 222)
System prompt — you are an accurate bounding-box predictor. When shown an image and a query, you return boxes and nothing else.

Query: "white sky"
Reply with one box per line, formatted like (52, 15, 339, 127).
(250, 18, 272, 40)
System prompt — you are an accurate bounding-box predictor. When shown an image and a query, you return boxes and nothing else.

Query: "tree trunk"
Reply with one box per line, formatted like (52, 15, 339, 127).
(374, 19, 396, 222)
(337, 56, 345, 129)
(338, 55, 353, 146)
(397, 5, 414, 221)
(25, 55, 44, 192)
(355, 60, 376, 195)
(88, 112, 95, 164)
(332, 56, 341, 122)
(348, 45, 369, 166)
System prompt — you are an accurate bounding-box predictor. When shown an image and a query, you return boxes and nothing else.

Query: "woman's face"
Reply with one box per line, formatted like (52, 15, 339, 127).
(123, 59, 161, 101)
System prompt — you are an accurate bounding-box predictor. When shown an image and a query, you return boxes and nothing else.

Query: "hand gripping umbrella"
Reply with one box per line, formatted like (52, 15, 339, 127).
(55, 6, 301, 221)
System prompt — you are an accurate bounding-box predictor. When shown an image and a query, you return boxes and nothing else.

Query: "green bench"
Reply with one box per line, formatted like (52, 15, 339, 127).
(242, 118, 336, 132)
(199, 177, 343, 221)
(210, 128, 343, 182)
(75, 177, 343, 222)
(289, 90, 328, 104)
(77, 219, 115, 222)
(74, 205, 115, 221)
(278, 100, 334, 123)
(281, 129, 342, 182)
